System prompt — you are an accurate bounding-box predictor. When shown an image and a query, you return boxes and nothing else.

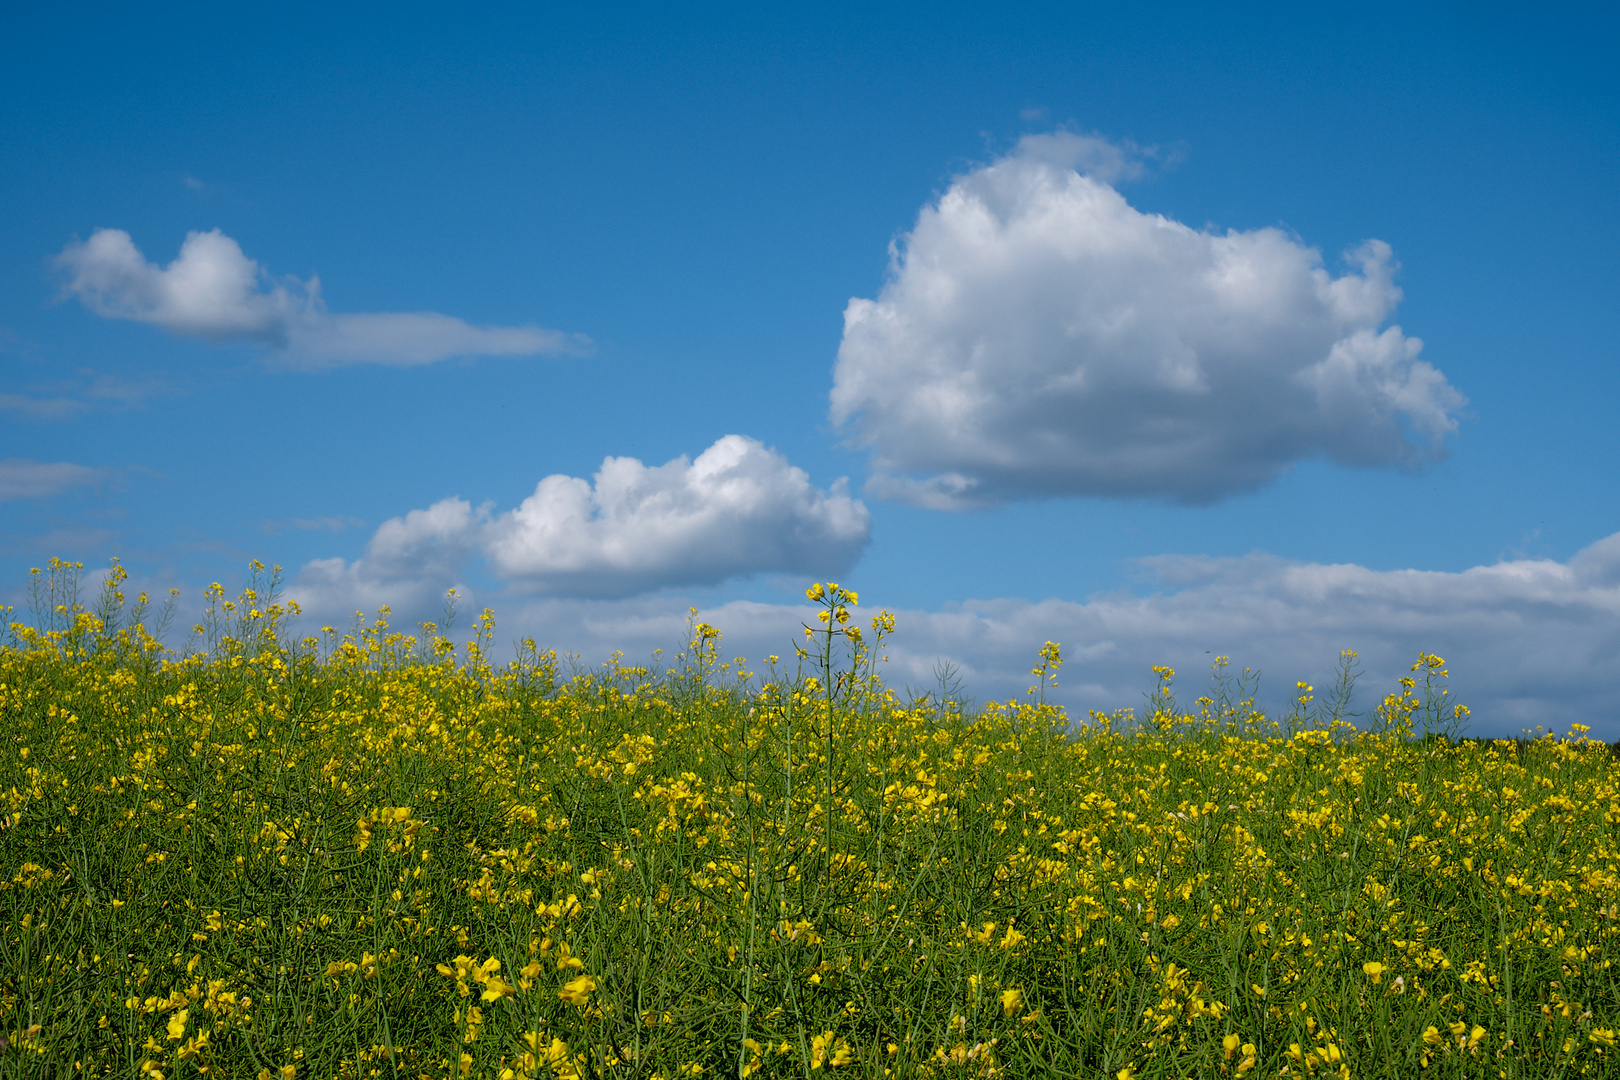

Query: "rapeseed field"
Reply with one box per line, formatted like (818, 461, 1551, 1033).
(2, 560, 1618, 1079)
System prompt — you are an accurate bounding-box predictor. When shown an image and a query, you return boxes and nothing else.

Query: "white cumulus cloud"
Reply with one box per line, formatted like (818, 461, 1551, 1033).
(295, 498, 482, 618)
(831, 133, 1467, 507)
(54, 228, 589, 367)
(0, 459, 103, 500)
(483, 434, 872, 596)
(289, 435, 871, 612)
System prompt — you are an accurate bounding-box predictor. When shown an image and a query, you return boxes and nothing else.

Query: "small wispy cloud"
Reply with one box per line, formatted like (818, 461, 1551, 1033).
(260, 515, 367, 536)
(1, 370, 170, 421)
(0, 459, 105, 501)
(0, 526, 118, 559)
(54, 228, 592, 368)
(0, 392, 87, 420)
(1010, 130, 1176, 184)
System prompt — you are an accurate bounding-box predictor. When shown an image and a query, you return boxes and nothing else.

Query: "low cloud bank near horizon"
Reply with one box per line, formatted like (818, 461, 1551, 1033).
(832, 132, 1467, 508)
(55, 228, 589, 367)
(288, 435, 871, 608)
(286, 529, 1620, 741)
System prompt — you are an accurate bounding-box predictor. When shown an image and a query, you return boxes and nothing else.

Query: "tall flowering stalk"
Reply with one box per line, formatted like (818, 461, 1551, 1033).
(803, 582, 856, 885)
(800, 583, 896, 889)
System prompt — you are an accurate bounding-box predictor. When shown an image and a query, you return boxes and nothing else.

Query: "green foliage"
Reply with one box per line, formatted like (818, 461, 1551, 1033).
(0, 570, 1617, 1078)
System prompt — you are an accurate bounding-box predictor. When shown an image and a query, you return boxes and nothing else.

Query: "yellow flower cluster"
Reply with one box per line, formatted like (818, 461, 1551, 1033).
(1, 565, 1617, 1077)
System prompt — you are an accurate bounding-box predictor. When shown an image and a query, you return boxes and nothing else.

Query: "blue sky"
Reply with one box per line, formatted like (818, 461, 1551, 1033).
(4, 2, 1618, 736)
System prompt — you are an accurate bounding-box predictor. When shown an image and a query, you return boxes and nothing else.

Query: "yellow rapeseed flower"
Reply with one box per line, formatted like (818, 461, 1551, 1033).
(176, 1032, 210, 1060)
(811, 1031, 832, 1069)
(558, 973, 597, 1007)
(481, 974, 517, 1001)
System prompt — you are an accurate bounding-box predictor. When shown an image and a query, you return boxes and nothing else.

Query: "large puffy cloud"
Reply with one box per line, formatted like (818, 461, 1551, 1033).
(55, 229, 589, 367)
(0, 459, 103, 500)
(290, 435, 871, 613)
(831, 133, 1467, 507)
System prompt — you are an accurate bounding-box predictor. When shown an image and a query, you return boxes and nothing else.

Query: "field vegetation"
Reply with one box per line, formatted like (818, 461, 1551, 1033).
(2, 559, 1618, 1079)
